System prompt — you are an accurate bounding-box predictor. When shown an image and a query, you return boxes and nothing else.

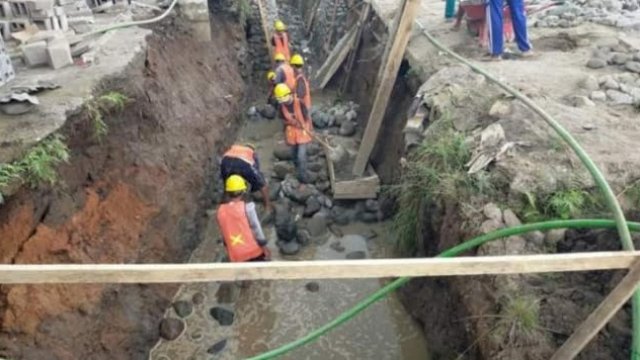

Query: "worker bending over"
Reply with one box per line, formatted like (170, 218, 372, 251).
(273, 83, 313, 183)
(273, 52, 296, 92)
(290, 54, 311, 110)
(220, 144, 272, 212)
(271, 20, 291, 61)
(216, 175, 270, 262)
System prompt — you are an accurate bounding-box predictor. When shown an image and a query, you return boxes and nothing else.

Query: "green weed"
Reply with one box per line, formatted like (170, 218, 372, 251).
(626, 181, 640, 208)
(0, 134, 70, 194)
(85, 91, 129, 140)
(233, 0, 252, 26)
(492, 294, 542, 346)
(546, 189, 589, 220)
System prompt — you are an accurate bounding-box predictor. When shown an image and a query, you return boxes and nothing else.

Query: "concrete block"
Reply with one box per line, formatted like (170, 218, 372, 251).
(53, 5, 63, 15)
(57, 13, 67, 30)
(21, 39, 48, 66)
(46, 38, 71, 69)
(0, 3, 13, 18)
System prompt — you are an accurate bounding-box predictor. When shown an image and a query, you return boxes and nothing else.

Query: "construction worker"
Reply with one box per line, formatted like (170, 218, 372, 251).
(273, 83, 313, 183)
(216, 175, 270, 262)
(271, 20, 290, 61)
(220, 143, 272, 212)
(487, 0, 532, 60)
(273, 52, 296, 92)
(266, 70, 277, 106)
(290, 53, 311, 110)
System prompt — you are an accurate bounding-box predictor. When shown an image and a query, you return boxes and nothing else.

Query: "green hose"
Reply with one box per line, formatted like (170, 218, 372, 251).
(414, 25, 639, 359)
(248, 219, 640, 360)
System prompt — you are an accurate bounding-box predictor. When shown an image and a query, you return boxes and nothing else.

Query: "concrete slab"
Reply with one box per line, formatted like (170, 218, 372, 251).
(21, 39, 48, 67)
(46, 38, 72, 69)
(0, 24, 150, 163)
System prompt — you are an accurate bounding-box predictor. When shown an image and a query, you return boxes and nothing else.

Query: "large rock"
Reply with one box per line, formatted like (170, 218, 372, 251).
(346, 251, 366, 260)
(590, 90, 607, 101)
(272, 161, 294, 179)
(287, 184, 316, 203)
(626, 61, 640, 73)
(569, 95, 596, 108)
(273, 144, 293, 160)
(602, 77, 620, 90)
(207, 339, 228, 355)
(331, 206, 352, 225)
(606, 89, 634, 104)
(296, 229, 311, 245)
(274, 201, 298, 242)
(483, 203, 503, 221)
(307, 212, 329, 237)
(257, 104, 277, 119)
(159, 318, 185, 340)
(210, 307, 234, 326)
(339, 121, 357, 136)
(364, 199, 379, 213)
(586, 58, 607, 69)
(303, 196, 322, 217)
(172, 301, 193, 318)
(278, 240, 301, 255)
(609, 52, 631, 65)
(579, 75, 600, 91)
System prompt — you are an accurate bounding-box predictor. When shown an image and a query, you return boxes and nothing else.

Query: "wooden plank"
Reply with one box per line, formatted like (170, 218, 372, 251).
(352, 0, 420, 176)
(324, 0, 341, 54)
(333, 168, 380, 199)
(312, 25, 358, 89)
(0, 252, 638, 284)
(256, 0, 273, 62)
(341, 2, 371, 94)
(551, 260, 640, 360)
(305, 0, 321, 36)
(320, 142, 336, 193)
(375, 0, 406, 88)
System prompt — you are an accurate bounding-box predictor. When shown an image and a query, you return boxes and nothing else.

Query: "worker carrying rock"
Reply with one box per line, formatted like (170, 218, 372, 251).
(220, 143, 272, 212)
(271, 20, 291, 61)
(273, 83, 313, 183)
(216, 175, 270, 262)
(273, 52, 296, 92)
(290, 54, 311, 110)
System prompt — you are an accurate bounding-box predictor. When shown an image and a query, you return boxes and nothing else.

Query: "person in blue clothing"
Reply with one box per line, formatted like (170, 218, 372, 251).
(487, 0, 533, 60)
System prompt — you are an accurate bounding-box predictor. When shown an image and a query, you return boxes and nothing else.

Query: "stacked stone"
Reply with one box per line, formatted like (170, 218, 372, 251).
(582, 41, 640, 105)
(307, 0, 350, 58)
(310, 101, 359, 137)
(533, 0, 640, 29)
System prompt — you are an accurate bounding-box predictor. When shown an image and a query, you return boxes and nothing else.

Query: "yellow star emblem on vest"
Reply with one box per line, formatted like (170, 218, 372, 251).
(230, 234, 244, 246)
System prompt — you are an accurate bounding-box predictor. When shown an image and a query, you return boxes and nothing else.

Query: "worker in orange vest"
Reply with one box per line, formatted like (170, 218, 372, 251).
(273, 52, 296, 92)
(271, 20, 291, 61)
(273, 83, 313, 183)
(220, 143, 271, 212)
(290, 54, 311, 110)
(216, 175, 270, 262)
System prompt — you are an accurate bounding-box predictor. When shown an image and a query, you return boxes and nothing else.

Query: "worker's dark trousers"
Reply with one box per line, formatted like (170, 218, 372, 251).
(291, 143, 307, 182)
(487, 0, 531, 55)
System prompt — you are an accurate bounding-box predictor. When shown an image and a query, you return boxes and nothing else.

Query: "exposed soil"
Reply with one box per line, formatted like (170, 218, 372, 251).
(0, 15, 245, 359)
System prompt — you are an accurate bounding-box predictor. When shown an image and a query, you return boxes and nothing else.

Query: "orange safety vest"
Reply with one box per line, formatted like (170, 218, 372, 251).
(280, 98, 313, 146)
(295, 72, 311, 109)
(273, 32, 291, 61)
(216, 200, 264, 262)
(223, 145, 255, 165)
(277, 63, 296, 93)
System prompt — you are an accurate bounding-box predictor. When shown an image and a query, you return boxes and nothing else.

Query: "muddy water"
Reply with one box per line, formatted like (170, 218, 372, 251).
(149, 110, 429, 360)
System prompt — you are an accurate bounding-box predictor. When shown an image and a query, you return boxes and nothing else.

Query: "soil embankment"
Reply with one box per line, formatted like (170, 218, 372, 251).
(0, 16, 246, 359)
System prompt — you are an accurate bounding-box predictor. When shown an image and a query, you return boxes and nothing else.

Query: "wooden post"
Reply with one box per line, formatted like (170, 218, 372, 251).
(256, 0, 273, 62)
(340, 1, 371, 94)
(324, 0, 340, 54)
(352, 0, 420, 176)
(305, 0, 321, 36)
(375, 0, 406, 88)
(551, 260, 640, 360)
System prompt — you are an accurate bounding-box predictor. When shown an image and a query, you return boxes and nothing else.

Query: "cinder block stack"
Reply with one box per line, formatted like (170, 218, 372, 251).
(0, 0, 72, 39)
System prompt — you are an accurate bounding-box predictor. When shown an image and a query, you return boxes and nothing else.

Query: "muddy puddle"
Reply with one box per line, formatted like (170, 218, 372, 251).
(149, 101, 429, 360)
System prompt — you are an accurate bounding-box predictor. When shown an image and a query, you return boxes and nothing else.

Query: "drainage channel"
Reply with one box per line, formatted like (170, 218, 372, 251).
(148, 92, 429, 359)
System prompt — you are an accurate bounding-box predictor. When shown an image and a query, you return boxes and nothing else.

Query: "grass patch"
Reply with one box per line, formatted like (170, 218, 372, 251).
(519, 188, 603, 222)
(492, 294, 544, 347)
(0, 134, 70, 195)
(85, 91, 129, 140)
(232, 0, 252, 26)
(391, 116, 499, 254)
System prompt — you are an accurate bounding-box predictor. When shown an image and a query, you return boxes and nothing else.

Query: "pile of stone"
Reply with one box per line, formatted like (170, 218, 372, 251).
(310, 101, 359, 137)
(580, 42, 640, 105)
(532, 0, 640, 29)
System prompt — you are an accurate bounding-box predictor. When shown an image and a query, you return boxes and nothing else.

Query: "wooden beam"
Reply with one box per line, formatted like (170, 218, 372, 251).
(352, 0, 420, 176)
(341, 1, 371, 94)
(0, 252, 637, 284)
(305, 0, 321, 36)
(551, 260, 640, 360)
(375, 0, 406, 88)
(312, 25, 358, 89)
(256, 0, 273, 62)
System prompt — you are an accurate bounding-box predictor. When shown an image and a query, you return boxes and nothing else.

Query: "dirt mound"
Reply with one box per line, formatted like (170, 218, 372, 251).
(0, 16, 246, 359)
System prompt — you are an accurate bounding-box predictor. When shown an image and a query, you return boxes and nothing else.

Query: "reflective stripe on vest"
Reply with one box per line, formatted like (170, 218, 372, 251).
(277, 63, 296, 93)
(273, 32, 291, 60)
(280, 99, 312, 145)
(216, 200, 263, 262)
(223, 145, 255, 165)
(295, 73, 311, 109)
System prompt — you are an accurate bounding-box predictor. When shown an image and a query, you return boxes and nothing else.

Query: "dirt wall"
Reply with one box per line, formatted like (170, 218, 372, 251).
(0, 16, 246, 359)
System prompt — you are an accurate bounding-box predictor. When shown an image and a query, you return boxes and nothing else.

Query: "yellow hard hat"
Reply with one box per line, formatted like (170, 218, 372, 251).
(267, 70, 276, 81)
(290, 54, 304, 66)
(273, 83, 292, 102)
(274, 20, 286, 31)
(274, 52, 286, 62)
(225, 175, 247, 192)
